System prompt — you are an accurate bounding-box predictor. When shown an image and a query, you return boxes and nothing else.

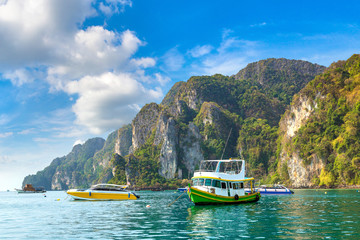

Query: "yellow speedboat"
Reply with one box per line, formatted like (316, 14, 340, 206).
(67, 184, 140, 201)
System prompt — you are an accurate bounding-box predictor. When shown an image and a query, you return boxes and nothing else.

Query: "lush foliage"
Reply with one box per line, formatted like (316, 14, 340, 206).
(237, 118, 278, 180)
(290, 55, 360, 186)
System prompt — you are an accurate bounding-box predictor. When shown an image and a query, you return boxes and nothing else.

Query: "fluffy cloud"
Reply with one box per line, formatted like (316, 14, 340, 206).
(0, 0, 167, 134)
(188, 45, 213, 58)
(73, 139, 85, 146)
(66, 72, 163, 134)
(0, 0, 95, 68)
(189, 31, 261, 76)
(99, 0, 132, 15)
(3, 68, 35, 86)
(47, 27, 147, 90)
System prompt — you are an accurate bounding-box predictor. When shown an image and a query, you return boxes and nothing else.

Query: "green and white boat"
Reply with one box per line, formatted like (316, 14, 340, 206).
(187, 159, 261, 205)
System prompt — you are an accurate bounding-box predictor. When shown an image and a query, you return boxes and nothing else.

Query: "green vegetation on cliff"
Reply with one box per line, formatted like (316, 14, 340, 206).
(237, 118, 278, 179)
(23, 137, 107, 190)
(289, 54, 360, 186)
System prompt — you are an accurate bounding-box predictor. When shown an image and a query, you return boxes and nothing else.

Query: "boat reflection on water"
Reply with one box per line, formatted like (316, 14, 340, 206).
(186, 204, 253, 238)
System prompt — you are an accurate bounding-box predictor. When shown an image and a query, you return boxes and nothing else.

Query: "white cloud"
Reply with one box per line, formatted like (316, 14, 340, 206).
(18, 128, 36, 135)
(99, 0, 132, 15)
(73, 139, 85, 146)
(3, 68, 35, 86)
(0, 0, 95, 68)
(201, 56, 248, 76)
(0, 114, 11, 125)
(162, 47, 185, 71)
(189, 31, 261, 76)
(188, 45, 213, 58)
(66, 72, 163, 134)
(250, 22, 267, 28)
(0, 132, 13, 138)
(47, 27, 148, 90)
(0, 0, 165, 135)
(0, 155, 13, 165)
(155, 73, 171, 86)
(131, 57, 156, 68)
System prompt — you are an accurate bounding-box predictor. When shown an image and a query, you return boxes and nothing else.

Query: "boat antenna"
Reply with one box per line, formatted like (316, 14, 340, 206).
(239, 148, 242, 159)
(221, 128, 232, 160)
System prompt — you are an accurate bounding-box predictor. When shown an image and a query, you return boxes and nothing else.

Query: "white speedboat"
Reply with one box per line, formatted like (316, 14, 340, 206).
(245, 184, 294, 194)
(67, 184, 140, 201)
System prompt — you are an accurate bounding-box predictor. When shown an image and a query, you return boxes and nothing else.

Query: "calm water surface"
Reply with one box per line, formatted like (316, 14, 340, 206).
(0, 189, 359, 239)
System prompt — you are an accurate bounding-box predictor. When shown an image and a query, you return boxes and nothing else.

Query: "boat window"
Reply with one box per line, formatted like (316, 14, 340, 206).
(198, 161, 218, 172)
(91, 184, 126, 191)
(221, 182, 227, 189)
(228, 182, 232, 188)
(205, 179, 212, 186)
(233, 183, 238, 189)
(240, 182, 244, 189)
(192, 179, 198, 186)
(212, 180, 221, 188)
(198, 179, 204, 186)
(218, 161, 242, 174)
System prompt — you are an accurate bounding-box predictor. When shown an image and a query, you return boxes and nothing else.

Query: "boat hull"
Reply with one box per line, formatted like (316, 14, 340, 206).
(188, 186, 260, 205)
(15, 189, 46, 193)
(67, 189, 139, 201)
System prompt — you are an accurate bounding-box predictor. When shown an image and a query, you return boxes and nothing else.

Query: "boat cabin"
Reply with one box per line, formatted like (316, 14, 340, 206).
(191, 159, 255, 197)
(90, 184, 128, 192)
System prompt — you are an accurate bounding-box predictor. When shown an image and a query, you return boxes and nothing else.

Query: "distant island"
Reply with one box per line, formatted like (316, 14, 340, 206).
(23, 55, 360, 190)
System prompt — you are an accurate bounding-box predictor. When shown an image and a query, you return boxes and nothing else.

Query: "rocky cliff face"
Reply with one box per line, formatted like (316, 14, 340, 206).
(155, 113, 178, 178)
(278, 94, 324, 187)
(24, 137, 105, 190)
(277, 54, 360, 187)
(115, 124, 132, 156)
(131, 103, 162, 151)
(179, 122, 203, 178)
(234, 58, 325, 99)
(51, 137, 106, 189)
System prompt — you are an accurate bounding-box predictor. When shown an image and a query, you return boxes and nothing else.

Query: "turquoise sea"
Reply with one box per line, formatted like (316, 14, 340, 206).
(0, 189, 359, 239)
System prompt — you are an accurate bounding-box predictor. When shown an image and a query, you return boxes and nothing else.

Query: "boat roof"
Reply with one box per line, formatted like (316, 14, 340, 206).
(91, 184, 128, 189)
(192, 176, 254, 182)
(201, 159, 244, 162)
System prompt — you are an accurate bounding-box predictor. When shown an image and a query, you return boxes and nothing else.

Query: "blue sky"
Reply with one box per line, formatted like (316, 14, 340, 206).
(1, 0, 360, 190)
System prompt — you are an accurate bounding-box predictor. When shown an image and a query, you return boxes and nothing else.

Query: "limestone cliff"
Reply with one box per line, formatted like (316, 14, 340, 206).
(277, 54, 360, 187)
(278, 94, 324, 187)
(179, 122, 203, 179)
(154, 113, 178, 179)
(131, 103, 162, 151)
(23, 137, 105, 190)
(115, 124, 132, 156)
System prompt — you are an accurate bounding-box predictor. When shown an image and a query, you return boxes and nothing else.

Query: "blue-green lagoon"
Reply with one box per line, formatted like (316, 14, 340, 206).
(1, 189, 359, 239)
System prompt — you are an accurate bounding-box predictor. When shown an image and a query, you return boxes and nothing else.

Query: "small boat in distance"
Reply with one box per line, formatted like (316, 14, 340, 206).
(245, 184, 294, 194)
(15, 184, 46, 193)
(187, 159, 261, 205)
(66, 184, 140, 201)
(177, 188, 187, 192)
